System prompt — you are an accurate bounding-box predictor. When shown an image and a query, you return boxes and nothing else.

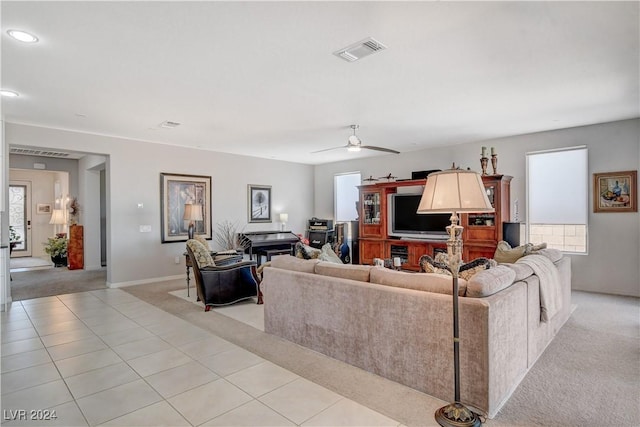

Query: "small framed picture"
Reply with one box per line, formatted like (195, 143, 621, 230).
(36, 203, 52, 214)
(593, 170, 637, 213)
(248, 184, 272, 223)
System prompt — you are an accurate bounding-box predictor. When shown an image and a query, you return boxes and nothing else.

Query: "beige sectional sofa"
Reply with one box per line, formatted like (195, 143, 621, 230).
(261, 250, 571, 418)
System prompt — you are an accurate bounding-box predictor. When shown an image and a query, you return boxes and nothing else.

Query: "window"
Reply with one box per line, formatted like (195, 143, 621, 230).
(526, 146, 588, 253)
(334, 172, 361, 222)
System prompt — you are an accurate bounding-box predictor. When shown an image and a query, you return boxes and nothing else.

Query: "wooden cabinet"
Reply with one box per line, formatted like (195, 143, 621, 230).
(360, 239, 385, 266)
(68, 225, 84, 270)
(359, 188, 385, 238)
(462, 175, 512, 259)
(357, 175, 511, 267)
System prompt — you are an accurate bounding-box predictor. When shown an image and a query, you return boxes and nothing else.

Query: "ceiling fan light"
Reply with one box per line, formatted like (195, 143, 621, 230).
(7, 29, 38, 43)
(347, 145, 361, 152)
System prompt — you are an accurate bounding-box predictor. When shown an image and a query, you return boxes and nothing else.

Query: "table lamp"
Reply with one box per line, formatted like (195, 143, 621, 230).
(183, 203, 203, 240)
(279, 213, 288, 231)
(49, 209, 67, 237)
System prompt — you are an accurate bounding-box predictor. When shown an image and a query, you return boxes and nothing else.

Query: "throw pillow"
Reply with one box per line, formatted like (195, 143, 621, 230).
(186, 239, 216, 268)
(419, 254, 495, 281)
(318, 243, 343, 264)
(459, 257, 496, 281)
(493, 241, 531, 263)
(294, 242, 321, 260)
(419, 255, 451, 275)
(194, 234, 211, 251)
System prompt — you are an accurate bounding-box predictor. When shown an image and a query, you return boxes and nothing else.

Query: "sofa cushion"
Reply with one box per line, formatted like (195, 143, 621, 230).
(500, 263, 535, 281)
(186, 239, 216, 268)
(315, 261, 372, 282)
(271, 255, 319, 273)
(466, 265, 516, 297)
(370, 267, 466, 295)
(318, 243, 343, 264)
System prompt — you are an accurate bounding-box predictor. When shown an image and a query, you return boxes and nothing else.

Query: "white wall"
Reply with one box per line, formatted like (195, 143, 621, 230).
(78, 155, 106, 270)
(315, 119, 640, 297)
(6, 123, 315, 287)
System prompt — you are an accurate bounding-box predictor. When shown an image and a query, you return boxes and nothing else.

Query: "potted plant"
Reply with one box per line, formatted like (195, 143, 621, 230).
(43, 236, 68, 267)
(9, 226, 21, 254)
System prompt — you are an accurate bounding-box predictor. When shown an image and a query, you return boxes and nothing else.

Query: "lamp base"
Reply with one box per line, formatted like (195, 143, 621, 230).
(188, 223, 195, 240)
(435, 402, 481, 427)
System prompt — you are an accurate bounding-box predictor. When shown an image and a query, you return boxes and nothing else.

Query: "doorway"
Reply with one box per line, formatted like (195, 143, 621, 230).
(9, 180, 32, 257)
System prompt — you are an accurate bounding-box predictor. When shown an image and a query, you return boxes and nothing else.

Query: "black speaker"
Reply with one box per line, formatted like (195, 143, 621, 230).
(503, 222, 525, 247)
(307, 230, 335, 249)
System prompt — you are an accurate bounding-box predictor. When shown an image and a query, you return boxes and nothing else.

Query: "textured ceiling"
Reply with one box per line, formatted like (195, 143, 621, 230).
(2, 1, 638, 164)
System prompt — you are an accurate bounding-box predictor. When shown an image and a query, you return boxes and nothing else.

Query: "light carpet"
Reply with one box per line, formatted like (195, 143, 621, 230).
(10, 267, 107, 301)
(125, 280, 639, 427)
(169, 287, 265, 331)
(10, 256, 52, 270)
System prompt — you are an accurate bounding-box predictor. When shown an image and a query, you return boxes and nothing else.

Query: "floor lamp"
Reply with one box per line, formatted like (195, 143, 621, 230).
(417, 168, 494, 427)
(183, 203, 203, 240)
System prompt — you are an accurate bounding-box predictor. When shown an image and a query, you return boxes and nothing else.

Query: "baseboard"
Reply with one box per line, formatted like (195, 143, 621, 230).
(108, 274, 183, 288)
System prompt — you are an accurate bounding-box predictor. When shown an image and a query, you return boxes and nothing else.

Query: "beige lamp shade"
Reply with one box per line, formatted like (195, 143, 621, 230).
(183, 204, 204, 221)
(279, 213, 288, 223)
(417, 169, 494, 214)
(49, 209, 67, 225)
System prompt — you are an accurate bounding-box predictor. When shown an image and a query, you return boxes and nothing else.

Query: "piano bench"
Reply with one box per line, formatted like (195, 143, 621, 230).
(256, 248, 292, 266)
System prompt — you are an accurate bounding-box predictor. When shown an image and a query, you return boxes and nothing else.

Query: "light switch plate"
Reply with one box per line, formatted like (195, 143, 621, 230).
(139, 225, 151, 232)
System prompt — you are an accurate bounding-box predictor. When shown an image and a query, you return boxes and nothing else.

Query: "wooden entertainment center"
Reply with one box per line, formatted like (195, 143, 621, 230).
(358, 175, 512, 270)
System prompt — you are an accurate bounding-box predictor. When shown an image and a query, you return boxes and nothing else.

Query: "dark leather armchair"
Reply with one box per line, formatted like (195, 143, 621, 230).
(186, 244, 261, 311)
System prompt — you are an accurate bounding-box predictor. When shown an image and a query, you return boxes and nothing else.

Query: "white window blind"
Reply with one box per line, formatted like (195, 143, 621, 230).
(526, 146, 588, 253)
(527, 147, 587, 224)
(334, 172, 361, 222)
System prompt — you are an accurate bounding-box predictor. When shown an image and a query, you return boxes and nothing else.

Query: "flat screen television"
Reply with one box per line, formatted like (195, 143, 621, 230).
(387, 193, 450, 240)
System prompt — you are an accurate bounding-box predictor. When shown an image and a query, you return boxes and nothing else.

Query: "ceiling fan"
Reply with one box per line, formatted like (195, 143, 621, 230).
(312, 125, 400, 154)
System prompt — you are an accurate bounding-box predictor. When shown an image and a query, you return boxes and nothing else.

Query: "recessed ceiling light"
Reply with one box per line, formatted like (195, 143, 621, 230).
(7, 29, 38, 43)
(0, 90, 19, 97)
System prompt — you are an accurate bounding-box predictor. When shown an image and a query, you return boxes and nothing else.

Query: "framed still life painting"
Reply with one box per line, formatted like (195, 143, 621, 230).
(593, 170, 637, 213)
(160, 173, 212, 242)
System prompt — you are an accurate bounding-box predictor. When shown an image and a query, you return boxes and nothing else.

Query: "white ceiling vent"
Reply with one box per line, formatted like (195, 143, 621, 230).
(160, 120, 181, 129)
(334, 37, 387, 62)
(10, 148, 70, 158)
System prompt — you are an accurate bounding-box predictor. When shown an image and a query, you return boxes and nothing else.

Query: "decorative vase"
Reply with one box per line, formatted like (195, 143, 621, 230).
(51, 255, 68, 267)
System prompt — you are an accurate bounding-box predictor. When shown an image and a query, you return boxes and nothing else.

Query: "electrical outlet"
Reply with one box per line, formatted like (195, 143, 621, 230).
(174, 256, 180, 264)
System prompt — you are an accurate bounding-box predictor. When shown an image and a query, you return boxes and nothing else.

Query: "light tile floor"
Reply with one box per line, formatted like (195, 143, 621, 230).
(1, 289, 402, 426)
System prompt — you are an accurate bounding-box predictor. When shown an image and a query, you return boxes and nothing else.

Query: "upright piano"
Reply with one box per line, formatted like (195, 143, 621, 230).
(239, 231, 300, 264)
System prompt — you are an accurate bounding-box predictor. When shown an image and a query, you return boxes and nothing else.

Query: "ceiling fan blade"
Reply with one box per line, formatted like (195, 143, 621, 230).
(362, 145, 400, 154)
(311, 145, 347, 154)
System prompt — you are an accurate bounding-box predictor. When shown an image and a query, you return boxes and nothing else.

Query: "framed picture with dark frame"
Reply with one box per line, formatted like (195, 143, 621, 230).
(593, 170, 637, 213)
(248, 184, 272, 223)
(160, 173, 212, 243)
